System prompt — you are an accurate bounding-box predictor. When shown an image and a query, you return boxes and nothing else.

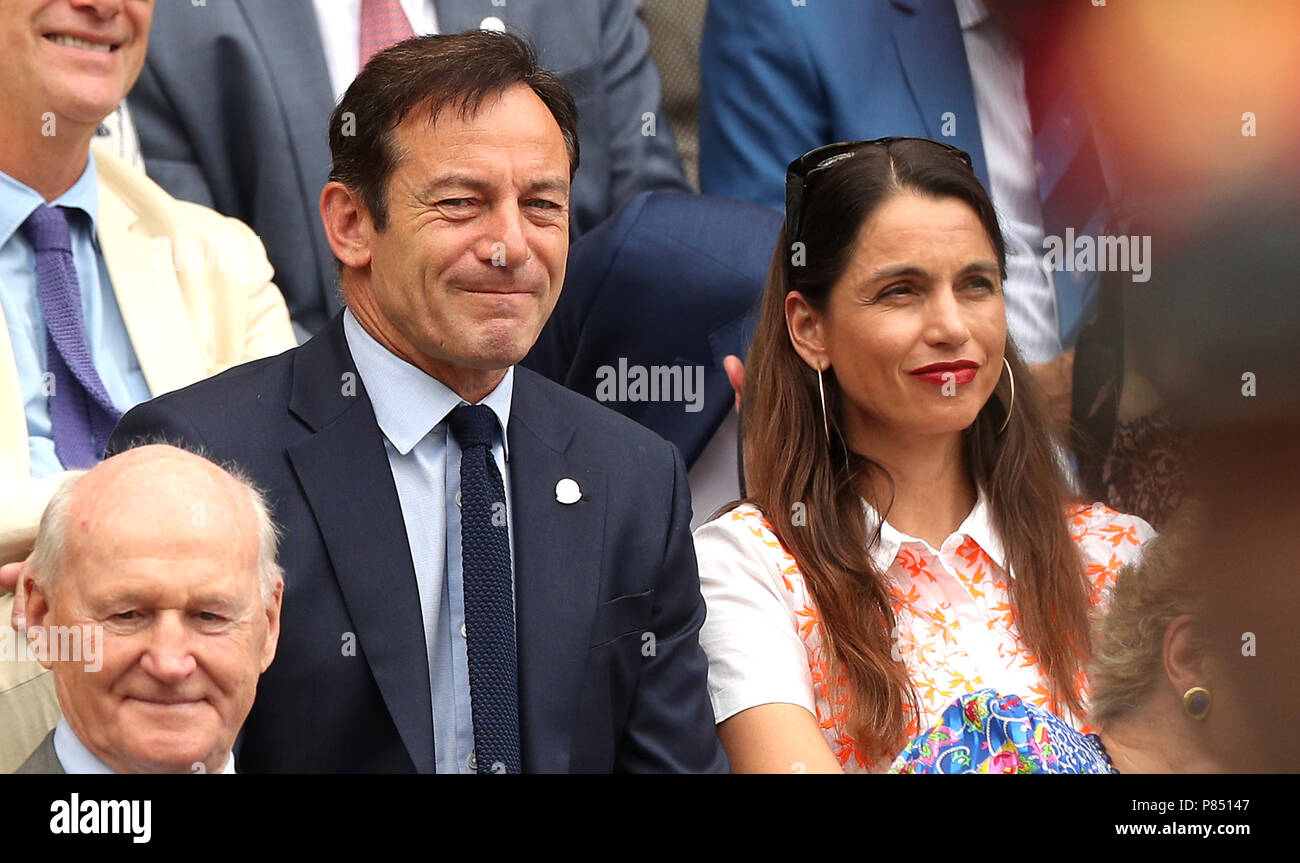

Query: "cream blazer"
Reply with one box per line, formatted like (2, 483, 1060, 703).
(0, 142, 296, 564)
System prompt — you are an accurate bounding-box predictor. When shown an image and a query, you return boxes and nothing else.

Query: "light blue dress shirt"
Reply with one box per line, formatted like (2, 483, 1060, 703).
(52, 717, 236, 773)
(0, 152, 152, 477)
(343, 309, 515, 774)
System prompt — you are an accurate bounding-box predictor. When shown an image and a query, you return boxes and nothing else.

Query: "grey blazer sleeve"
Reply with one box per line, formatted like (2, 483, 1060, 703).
(126, 60, 218, 211)
(14, 731, 63, 775)
(590, 0, 691, 224)
(508, 0, 690, 235)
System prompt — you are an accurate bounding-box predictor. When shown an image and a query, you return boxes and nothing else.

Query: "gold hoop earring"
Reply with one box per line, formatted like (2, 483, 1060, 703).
(1183, 686, 1212, 720)
(817, 365, 830, 446)
(996, 356, 1016, 434)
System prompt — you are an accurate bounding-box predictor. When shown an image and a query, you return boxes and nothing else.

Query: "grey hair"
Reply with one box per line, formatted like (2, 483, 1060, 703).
(231, 464, 285, 607)
(27, 453, 284, 607)
(1086, 502, 1205, 728)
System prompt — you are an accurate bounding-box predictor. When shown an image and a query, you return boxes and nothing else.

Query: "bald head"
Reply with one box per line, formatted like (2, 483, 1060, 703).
(29, 445, 281, 605)
(22, 445, 284, 774)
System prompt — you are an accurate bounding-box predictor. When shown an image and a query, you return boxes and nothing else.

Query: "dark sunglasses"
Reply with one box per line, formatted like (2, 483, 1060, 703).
(783, 137, 975, 271)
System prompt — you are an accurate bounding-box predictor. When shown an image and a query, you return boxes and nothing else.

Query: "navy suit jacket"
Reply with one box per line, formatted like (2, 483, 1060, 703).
(107, 316, 726, 774)
(699, 0, 989, 209)
(524, 191, 783, 469)
(129, 0, 689, 337)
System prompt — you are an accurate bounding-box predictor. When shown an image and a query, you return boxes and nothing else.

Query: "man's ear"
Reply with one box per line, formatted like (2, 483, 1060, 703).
(23, 575, 54, 671)
(259, 580, 284, 674)
(785, 291, 828, 371)
(320, 181, 374, 271)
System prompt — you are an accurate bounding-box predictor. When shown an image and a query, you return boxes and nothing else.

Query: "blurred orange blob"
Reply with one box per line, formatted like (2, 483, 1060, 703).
(1073, 0, 1300, 199)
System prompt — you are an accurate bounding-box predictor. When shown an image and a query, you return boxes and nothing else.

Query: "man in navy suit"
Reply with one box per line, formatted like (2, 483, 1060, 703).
(130, 0, 689, 338)
(108, 32, 725, 774)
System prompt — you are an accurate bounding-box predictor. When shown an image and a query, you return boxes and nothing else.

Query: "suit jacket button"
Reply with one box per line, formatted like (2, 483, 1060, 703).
(479, 16, 505, 31)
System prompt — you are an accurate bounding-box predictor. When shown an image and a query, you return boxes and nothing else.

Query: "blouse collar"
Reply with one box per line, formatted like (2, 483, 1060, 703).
(862, 487, 1011, 577)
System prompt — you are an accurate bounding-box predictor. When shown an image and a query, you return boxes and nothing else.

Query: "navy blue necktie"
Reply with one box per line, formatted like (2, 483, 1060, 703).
(21, 205, 122, 468)
(447, 403, 521, 774)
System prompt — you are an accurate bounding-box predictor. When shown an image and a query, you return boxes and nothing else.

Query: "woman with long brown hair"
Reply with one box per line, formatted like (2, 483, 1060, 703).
(693, 138, 1155, 773)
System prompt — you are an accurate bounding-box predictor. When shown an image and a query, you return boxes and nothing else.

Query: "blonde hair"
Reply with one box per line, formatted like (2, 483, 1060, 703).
(1087, 502, 1204, 727)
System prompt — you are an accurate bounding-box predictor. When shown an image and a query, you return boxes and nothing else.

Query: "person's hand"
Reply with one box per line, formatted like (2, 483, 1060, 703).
(1, 558, 30, 634)
(1026, 348, 1075, 441)
(724, 355, 745, 413)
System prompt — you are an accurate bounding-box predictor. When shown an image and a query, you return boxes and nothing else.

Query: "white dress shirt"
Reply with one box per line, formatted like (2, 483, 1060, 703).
(954, 0, 1062, 364)
(313, 0, 441, 102)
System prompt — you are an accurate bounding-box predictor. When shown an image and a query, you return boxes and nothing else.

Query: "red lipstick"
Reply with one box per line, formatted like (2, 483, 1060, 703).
(909, 360, 979, 387)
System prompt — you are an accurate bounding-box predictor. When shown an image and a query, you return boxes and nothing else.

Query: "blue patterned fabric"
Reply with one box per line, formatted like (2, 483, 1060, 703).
(889, 689, 1114, 774)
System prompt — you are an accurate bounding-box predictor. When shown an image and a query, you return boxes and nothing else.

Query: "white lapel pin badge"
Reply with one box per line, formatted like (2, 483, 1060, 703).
(555, 478, 581, 505)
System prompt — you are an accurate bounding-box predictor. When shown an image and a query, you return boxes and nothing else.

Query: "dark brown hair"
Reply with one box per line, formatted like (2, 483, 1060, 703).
(327, 31, 579, 230)
(740, 139, 1088, 758)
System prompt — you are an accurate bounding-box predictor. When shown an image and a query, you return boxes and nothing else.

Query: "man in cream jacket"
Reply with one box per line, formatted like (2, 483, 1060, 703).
(0, 0, 295, 771)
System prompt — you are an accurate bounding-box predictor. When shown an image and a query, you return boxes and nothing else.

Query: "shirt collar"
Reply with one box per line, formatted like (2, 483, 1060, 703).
(863, 486, 1009, 575)
(342, 308, 513, 458)
(53, 717, 236, 774)
(954, 0, 992, 30)
(0, 150, 100, 249)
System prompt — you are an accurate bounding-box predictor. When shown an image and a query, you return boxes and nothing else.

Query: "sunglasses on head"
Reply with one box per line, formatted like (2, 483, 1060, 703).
(783, 137, 975, 269)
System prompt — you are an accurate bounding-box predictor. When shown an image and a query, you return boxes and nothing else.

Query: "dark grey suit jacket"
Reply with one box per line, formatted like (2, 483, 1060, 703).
(14, 731, 63, 774)
(129, 0, 689, 337)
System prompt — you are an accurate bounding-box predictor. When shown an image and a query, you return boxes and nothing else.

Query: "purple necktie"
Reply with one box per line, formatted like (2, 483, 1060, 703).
(21, 205, 122, 469)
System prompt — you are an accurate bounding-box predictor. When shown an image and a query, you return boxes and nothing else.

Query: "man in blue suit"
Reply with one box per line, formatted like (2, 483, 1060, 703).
(131, 0, 689, 338)
(526, 190, 781, 470)
(524, 190, 782, 525)
(108, 32, 725, 774)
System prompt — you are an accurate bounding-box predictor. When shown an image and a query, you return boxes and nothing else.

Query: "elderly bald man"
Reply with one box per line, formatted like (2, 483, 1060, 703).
(11, 445, 282, 774)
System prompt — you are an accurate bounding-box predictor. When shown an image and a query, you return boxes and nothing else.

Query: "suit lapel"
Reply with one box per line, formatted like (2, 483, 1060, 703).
(889, 0, 990, 185)
(235, 0, 333, 164)
(95, 150, 206, 399)
(234, 0, 335, 310)
(508, 369, 606, 772)
(285, 319, 435, 772)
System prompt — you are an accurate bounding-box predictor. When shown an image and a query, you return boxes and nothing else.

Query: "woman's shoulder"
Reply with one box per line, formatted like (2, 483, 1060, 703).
(1066, 501, 1157, 544)
(694, 503, 782, 548)
(1061, 502, 1157, 603)
(693, 504, 807, 592)
(1065, 501, 1158, 561)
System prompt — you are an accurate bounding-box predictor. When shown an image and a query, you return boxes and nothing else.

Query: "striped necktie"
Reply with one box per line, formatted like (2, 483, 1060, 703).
(360, 0, 415, 68)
